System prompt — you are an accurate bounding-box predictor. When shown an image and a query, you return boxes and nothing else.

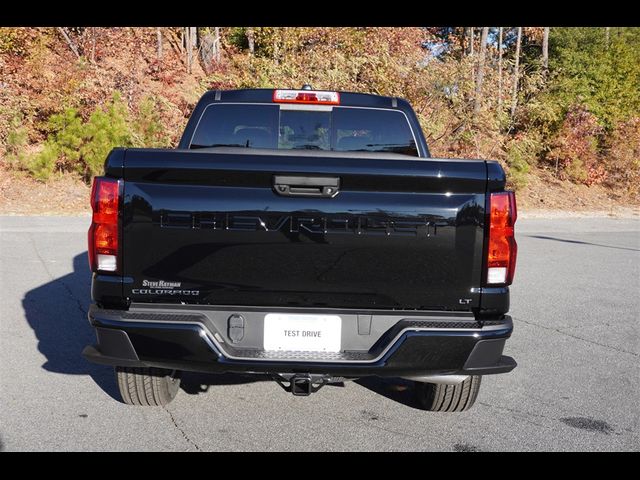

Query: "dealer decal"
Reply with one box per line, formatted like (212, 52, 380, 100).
(132, 279, 200, 296)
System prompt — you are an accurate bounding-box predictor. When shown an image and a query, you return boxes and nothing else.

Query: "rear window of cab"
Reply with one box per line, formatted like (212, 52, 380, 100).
(189, 104, 419, 157)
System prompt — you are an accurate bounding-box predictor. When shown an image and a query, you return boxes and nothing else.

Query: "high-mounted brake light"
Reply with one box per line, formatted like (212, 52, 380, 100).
(88, 177, 120, 273)
(273, 89, 340, 105)
(486, 191, 517, 285)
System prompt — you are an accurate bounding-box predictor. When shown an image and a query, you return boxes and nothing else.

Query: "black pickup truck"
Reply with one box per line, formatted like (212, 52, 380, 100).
(83, 86, 517, 411)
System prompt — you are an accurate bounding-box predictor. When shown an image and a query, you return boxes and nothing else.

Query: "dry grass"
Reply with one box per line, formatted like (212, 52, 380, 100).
(517, 169, 640, 212)
(0, 168, 90, 215)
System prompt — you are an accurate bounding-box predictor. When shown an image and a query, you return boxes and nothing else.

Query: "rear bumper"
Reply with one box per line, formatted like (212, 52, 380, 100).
(82, 303, 516, 378)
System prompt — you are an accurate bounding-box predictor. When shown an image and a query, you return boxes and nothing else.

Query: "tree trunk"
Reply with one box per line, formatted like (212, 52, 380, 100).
(185, 27, 189, 73)
(247, 27, 255, 54)
(90, 27, 97, 63)
(57, 27, 81, 58)
(156, 28, 163, 60)
(199, 28, 220, 73)
(473, 27, 489, 120)
(185, 27, 194, 74)
(605, 27, 610, 48)
(498, 27, 503, 109)
(469, 27, 475, 86)
(273, 28, 280, 64)
(214, 27, 220, 63)
(542, 27, 549, 76)
(190, 26, 198, 62)
(191, 27, 198, 48)
(510, 27, 522, 121)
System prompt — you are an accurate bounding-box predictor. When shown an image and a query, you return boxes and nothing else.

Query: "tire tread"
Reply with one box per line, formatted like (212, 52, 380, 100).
(415, 376, 482, 412)
(115, 366, 180, 406)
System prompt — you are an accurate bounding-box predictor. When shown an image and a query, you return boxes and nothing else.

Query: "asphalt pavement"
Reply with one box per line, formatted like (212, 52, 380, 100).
(0, 215, 638, 451)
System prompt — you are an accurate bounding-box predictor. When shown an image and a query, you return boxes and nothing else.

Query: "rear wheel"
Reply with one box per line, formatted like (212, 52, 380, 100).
(414, 376, 482, 412)
(115, 366, 181, 406)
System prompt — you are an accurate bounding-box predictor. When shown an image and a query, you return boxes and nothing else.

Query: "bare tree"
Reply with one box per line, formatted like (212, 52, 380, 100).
(57, 27, 81, 58)
(272, 28, 280, 65)
(199, 27, 221, 73)
(185, 27, 190, 73)
(156, 28, 163, 60)
(89, 27, 97, 63)
(469, 27, 475, 86)
(190, 27, 198, 49)
(542, 27, 550, 76)
(214, 27, 221, 63)
(460, 27, 466, 57)
(247, 27, 255, 55)
(473, 27, 489, 120)
(510, 27, 523, 121)
(185, 27, 196, 73)
(498, 27, 503, 109)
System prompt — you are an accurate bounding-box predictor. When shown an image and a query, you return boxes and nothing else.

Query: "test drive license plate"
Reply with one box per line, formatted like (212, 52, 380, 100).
(263, 314, 342, 352)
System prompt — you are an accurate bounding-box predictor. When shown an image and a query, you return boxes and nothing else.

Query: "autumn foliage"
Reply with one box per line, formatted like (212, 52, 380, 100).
(547, 106, 604, 185)
(0, 27, 638, 202)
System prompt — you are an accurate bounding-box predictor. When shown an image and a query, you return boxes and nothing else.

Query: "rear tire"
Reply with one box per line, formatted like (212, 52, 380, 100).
(115, 367, 181, 406)
(414, 375, 482, 412)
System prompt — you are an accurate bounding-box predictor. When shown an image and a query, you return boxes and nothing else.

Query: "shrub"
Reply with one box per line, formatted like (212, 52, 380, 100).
(505, 131, 543, 190)
(3, 115, 30, 170)
(28, 143, 58, 181)
(546, 105, 604, 185)
(604, 117, 640, 196)
(80, 93, 133, 177)
(0, 28, 29, 55)
(29, 92, 133, 181)
(132, 96, 171, 148)
(548, 28, 640, 130)
(44, 107, 84, 172)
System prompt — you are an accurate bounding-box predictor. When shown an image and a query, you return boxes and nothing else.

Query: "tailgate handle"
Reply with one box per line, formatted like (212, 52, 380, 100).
(273, 176, 340, 198)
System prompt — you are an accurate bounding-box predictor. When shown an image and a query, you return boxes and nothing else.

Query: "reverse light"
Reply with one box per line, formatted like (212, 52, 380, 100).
(88, 177, 120, 273)
(486, 191, 517, 285)
(273, 89, 340, 105)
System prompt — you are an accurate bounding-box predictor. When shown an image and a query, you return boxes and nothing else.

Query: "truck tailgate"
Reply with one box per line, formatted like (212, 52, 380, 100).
(121, 148, 487, 310)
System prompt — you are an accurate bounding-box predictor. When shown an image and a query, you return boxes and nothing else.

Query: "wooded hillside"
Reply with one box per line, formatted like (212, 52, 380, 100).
(1, 27, 638, 208)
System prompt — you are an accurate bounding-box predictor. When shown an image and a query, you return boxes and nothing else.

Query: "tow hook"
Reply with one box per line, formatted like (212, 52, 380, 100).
(272, 374, 341, 396)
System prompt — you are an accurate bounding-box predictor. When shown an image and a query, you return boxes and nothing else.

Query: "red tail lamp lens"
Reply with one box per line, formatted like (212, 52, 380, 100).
(88, 177, 120, 272)
(487, 191, 517, 285)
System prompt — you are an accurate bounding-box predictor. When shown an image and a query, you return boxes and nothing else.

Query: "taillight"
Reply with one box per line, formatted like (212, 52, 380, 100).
(273, 89, 340, 105)
(88, 177, 120, 273)
(486, 191, 517, 285)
